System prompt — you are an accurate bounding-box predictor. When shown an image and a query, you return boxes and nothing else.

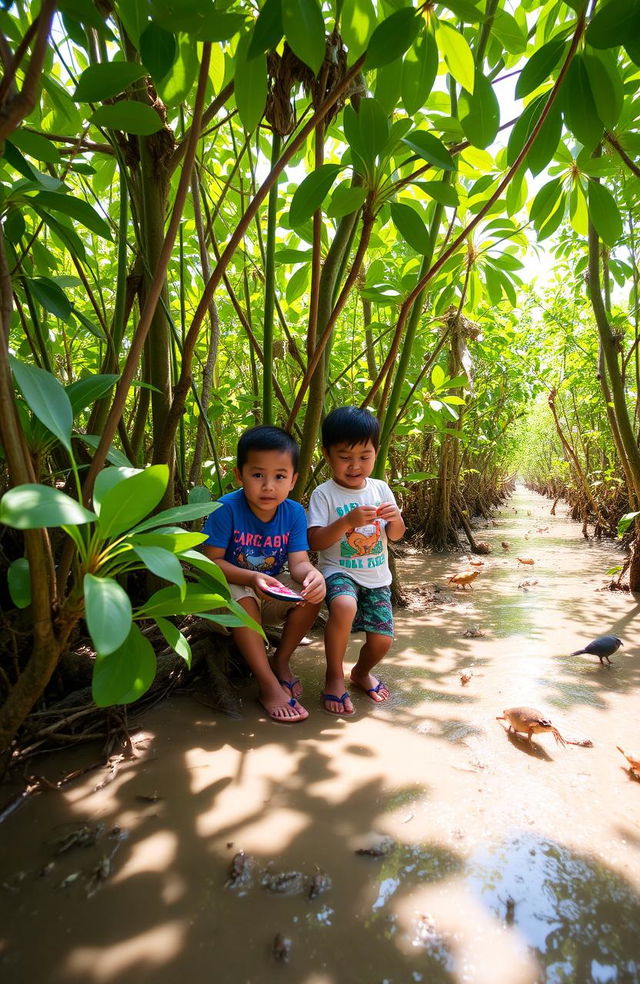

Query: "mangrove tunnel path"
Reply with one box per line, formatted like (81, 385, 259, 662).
(1, 486, 639, 984)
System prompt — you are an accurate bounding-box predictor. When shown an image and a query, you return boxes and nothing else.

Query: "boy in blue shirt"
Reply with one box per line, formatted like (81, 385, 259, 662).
(203, 425, 325, 723)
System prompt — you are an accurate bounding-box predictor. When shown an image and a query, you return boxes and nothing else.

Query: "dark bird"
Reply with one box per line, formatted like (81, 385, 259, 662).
(570, 635, 623, 665)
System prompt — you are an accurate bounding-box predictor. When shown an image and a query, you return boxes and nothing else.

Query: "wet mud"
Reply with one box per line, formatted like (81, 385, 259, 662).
(1, 487, 639, 984)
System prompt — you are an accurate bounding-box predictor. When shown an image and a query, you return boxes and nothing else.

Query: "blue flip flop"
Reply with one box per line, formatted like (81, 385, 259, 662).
(321, 691, 355, 715)
(278, 677, 302, 696)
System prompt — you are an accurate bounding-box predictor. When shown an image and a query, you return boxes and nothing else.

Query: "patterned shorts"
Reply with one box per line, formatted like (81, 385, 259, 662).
(325, 573, 394, 638)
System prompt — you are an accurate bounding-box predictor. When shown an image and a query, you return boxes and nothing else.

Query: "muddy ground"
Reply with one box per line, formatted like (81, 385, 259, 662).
(1, 487, 638, 984)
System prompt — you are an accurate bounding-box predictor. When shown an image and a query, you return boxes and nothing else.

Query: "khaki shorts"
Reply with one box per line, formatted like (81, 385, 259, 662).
(229, 571, 302, 628)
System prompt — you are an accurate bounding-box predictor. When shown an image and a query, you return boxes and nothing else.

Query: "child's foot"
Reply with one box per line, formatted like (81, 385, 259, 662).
(272, 659, 303, 698)
(258, 691, 309, 723)
(350, 672, 390, 702)
(321, 679, 354, 715)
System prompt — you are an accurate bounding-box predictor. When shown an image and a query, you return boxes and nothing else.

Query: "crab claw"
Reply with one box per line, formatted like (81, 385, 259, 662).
(551, 728, 567, 748)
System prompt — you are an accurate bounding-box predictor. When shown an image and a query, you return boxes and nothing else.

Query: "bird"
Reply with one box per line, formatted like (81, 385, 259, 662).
(448, 570, 480, 590)
(570, 635, 623, 665)
(496, 706, 566, 746)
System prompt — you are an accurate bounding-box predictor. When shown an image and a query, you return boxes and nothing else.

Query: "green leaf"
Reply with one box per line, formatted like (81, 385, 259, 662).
(416, 180, 458, 206)
(133, 545, 186, 592)
(491, 9, 527, 55)
(274, 247, 313, 263)
(402, 30, 438, 115)
(340, 0, 376, 60)
(390, 202, 431, 253)
(435, 21, 474, 94)
(155, 617, 192, 667)
(431, 364, 445, 387)
(357, 98, 390, 167)
(366, 7, 421, 70)
(179, 549, 231, 597)
(529, 177, 563, 227)
(282, 0, 326, 74)
(586, 0, 640, 49)
(156, 31, 198, 106)
(140, 23, 177, 81)
(131, 531, 207, 553)
(81, 436, 133, 468)
(583, 49, 623, 129)
(94, 466, 141, 510)
(25, 276, 72, 323)
(459, 72, 499, 149)
(248, 0, 283, 58)
(188, 486, 212, 504)
(74, 62, 146, 102)
(196, 11, 246, 40)
(289, 163, 341, 226)
(92, 623, 156, 707)
(562, 54, 602, 151)
(10, 129, 60, 164)
(97, 465, 169, 539)
(33, 190, 112, 240)
(617, 510, 640, 537)
(65, 374, 119, 416)
(286, 264, 310, 303)
(10, 357, 73, 452)
(234, 32, 267, 131)
(587, 181, 622, 246)
(327, 183, 367, 218)
(84, 573, 133, 656)
(537, 192, 566, 241)
(515, 37, 567, 99)
(128, 500, 219, 534)
(0, 484, 96, 529)
(402, 129, 455, 171)
(507, 93, 562, 175)
(34, 209, 87, 264)
(90, 101, 163, 135)
(438, 0, 484, 23)
(138, 583, 229, 617)
(8, 558, 31, 609)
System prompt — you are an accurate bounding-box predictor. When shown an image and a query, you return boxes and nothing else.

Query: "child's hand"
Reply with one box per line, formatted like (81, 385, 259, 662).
(300, 568, 326, 604)
(253, 573, 283, 596)
(347, 504, 378, 527)
(376, 501, 402, 523)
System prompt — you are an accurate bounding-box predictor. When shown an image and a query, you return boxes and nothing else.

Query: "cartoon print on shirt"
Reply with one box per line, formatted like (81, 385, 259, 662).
(342, 521, 383, 559)
(235, 550, 278, 571)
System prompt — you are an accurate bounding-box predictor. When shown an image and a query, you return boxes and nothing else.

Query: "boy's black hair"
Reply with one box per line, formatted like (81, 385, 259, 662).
(322, 406, 380, 450)
(237, 425, 299, 471)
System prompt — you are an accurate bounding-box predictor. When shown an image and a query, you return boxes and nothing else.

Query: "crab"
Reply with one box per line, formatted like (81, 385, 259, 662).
(516, 556, 535, 565)
(448, 570, 480, 590)
(617, 746, 640, 778)
(496, 707, 566, 747)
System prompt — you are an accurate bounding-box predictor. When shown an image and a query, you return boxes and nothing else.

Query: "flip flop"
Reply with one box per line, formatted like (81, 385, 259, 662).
(321, 691, 355, 716)
(258, 697, 308, 723)
(353, 679, 390, 702)
(278, 677, 303, 697)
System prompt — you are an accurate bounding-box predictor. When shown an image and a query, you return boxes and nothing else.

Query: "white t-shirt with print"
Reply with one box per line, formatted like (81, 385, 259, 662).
(307, 477, 398, 588)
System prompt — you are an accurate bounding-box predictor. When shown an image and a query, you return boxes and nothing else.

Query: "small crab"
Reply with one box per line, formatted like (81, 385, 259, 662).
(448, 570, 480, 590)
(496, 707, 566, 747)
(617, 746, 640, 778)
(516, 556, 535, 565)
(460, 672, 473, 685)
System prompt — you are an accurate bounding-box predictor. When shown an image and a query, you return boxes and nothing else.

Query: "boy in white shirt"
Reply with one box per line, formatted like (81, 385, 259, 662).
(307, 407, 405, 714)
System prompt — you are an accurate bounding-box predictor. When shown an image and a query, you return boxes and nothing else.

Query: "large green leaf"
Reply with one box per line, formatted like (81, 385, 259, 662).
(155, 617, 192, 668)
(196, 10, 246, 41)
(402, 30, 438, 115)
(390, 202, 431, 253)
(562, 54, 602, 151)
(65, 374, 119, 416)
(97, 465, 169, 539)
(157, 32, 198, 106)
(26, 276, 72, 323)
(128, 500, 219, 534)
(33, 190, 112, 240)
(583, 49, 623, 129)
(282, 0, 325, 74)
(74, 62, 146, 102)
(587, 181, 622, 246)
(248, 0, 283, 58)
(178, 549, 231, 597)
(327, 183, 367, 218)
(92, 623, 156, 707)
(0, 484, 96, 529)
(84, 573, 133, 656)
(234, 32, 267, 131)
(8, 558, 31, 609)
(459, 72, 499, 149)
(491, 9, 526, 55)
(417, 180, 459, 206)
(586, 0, 640, 49)
(131, 531, 207, 552)
(289, 163, 342, 226)
(90, 101, 164, 135)
(94, 466, 142, 511)
(10, 357, 73, 452)
(515, 37, 567, 99)
(140, 22, 177, 81)
(11, 129, 61, 164)
(133, 545, 186, 592)
(138, 583, 229, 617)
(366, 7, 421, 69)
(402, 130, 455, 171)
(435, 21, 474, 93)
(340, 0, 376, 60)
(81, 436, 133, 468)
(507, 93, 562, 175)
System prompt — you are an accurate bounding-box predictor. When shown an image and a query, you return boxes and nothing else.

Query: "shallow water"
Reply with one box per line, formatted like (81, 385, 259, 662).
(1, 487, 639, 984)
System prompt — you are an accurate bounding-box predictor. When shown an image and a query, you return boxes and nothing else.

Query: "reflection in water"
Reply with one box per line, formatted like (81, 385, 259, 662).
(468, 833, 640, 983)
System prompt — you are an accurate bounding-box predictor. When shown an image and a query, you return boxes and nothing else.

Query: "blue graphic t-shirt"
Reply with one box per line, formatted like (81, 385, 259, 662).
(202, 488, 309, 575)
